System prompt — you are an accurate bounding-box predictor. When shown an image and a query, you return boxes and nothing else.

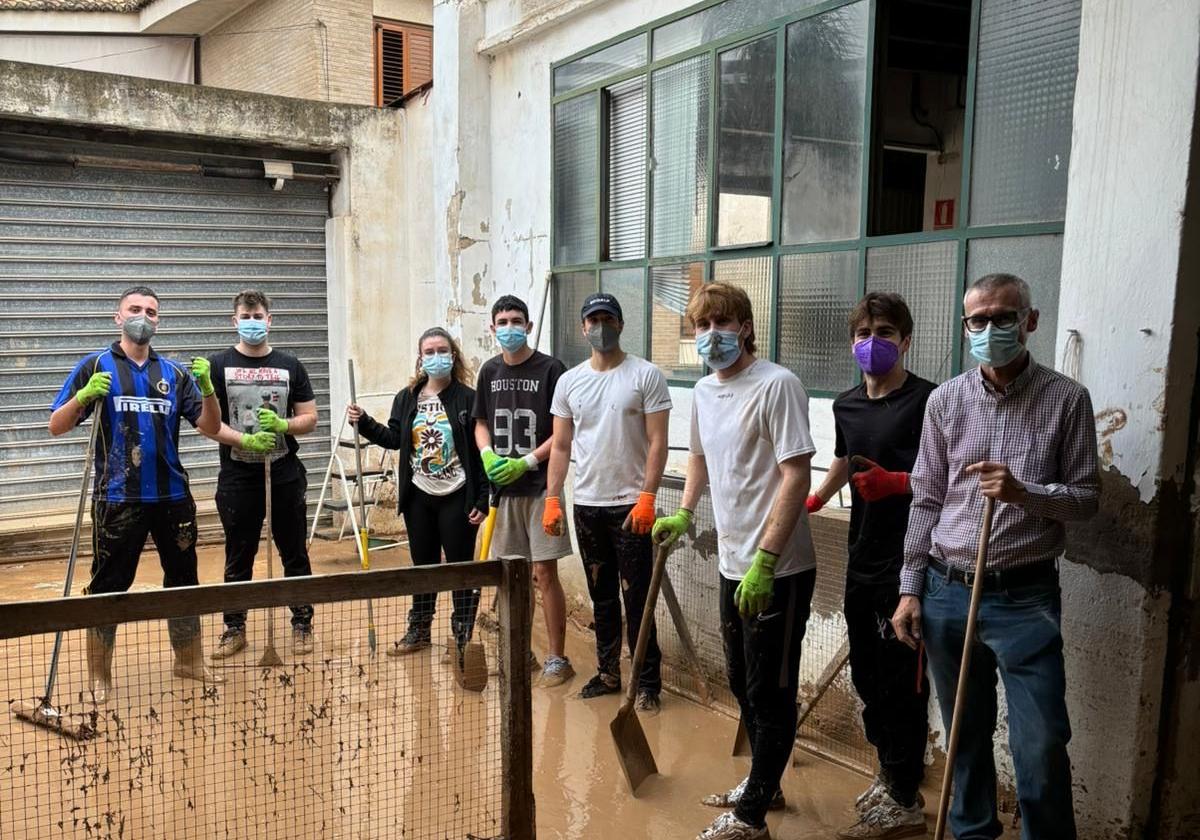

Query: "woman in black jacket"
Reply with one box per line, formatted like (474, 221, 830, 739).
(347, 327, 488, 659)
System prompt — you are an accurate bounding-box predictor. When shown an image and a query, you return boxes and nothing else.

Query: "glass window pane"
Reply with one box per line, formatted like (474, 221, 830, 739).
(782, 2, 868, 244)
(554, 271, 596, 368)
(865, 241, 959, 383)
(607, 77, 647, 260)
(716, 36, 776, 247)
(712, 257, 773, 359)
(965, 235, 1063, 370)
(778, 250, 859, 392)
(650, 263, 704, 380)
(554, 34, 647, 96)
(651, 54, 711, 257)
(553, 94, 599, 266)
(600, 267, 647, 356)
(969, 0, 1081, 225)
(654, 0, 825, 61)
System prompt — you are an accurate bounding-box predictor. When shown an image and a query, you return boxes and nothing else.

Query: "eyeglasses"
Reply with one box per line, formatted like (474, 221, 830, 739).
(961, 309, 1029, 334)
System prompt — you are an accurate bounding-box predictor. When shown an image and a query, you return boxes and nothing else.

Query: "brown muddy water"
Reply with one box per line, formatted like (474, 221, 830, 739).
(0, 543, 1012, 839)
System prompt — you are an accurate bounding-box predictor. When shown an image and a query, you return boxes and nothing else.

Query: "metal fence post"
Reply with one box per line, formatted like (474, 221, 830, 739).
(497, 555, 535, 839)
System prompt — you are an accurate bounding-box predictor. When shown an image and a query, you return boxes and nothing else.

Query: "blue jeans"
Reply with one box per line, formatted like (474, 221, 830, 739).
(921, 566, 1076, 840)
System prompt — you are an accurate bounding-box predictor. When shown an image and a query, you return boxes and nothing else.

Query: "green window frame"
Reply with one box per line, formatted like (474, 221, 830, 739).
(550, 0, 1080, 394)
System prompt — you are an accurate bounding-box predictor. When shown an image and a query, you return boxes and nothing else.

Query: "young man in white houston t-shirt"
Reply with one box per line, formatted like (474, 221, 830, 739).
(653, 282, 817, 840)
(545, 292, 672, 713)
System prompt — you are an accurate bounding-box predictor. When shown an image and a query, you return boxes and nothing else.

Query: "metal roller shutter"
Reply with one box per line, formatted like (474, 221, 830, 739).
(0, 133, 335, 559)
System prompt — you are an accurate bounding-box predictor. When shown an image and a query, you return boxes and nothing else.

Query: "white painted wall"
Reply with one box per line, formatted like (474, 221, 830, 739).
(0, 34, 194, 82)
(374, 0, 433, 25)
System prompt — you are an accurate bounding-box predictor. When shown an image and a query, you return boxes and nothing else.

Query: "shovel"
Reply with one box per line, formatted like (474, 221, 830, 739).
(611, 540, 670, 796)
(257, 458, 283, 668)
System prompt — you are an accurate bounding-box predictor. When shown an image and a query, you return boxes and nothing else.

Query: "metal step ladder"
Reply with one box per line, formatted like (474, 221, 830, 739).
(308, 401, 406, 560)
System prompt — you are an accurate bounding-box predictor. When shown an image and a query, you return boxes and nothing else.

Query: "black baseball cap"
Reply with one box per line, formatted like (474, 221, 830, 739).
(580, 292, 623, 323)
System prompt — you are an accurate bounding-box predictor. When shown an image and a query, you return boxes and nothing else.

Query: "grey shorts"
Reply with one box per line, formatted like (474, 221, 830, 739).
(489, 493, 573, 563)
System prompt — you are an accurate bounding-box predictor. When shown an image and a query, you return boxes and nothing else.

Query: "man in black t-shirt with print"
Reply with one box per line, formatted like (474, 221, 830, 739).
(472, 294, 575, 688)
(809, 292, 935, 840)
(203, 290, 320, 659)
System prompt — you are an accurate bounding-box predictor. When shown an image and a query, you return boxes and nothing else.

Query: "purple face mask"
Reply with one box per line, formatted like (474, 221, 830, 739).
(853, 336, 900, 376)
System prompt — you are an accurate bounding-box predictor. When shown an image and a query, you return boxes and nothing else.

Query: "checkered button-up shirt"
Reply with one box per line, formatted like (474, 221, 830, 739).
(900, 357, 1100, 596)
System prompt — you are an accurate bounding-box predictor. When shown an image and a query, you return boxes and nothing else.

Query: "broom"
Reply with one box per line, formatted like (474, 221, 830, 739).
(12, 405, 102, 740)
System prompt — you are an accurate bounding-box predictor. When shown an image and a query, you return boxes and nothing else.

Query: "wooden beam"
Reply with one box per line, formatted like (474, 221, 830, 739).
(498, 556, 535, 839)
(0, 562, 504, 640)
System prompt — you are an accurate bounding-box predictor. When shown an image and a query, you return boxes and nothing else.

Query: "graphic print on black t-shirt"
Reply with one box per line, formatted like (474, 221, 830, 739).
(833, 372, 936, 583)
(471, 350, 565, 497)
(209, 347, 315, 488)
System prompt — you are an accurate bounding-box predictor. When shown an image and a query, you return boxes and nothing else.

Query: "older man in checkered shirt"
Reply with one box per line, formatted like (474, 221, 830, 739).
(891, 273, 1099, 840)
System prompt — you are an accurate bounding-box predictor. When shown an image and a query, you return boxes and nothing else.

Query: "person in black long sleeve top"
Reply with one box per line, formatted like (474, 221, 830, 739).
(347, 327, 488, 662)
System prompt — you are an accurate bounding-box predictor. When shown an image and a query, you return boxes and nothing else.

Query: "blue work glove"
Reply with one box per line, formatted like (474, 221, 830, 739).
(734, 549, 778, 616)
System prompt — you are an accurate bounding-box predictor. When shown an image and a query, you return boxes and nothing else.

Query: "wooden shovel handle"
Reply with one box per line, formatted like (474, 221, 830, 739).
(620, 541, 670, 712)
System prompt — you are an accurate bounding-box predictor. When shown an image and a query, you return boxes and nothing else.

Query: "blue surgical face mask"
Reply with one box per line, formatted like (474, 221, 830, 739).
(496, 325, 527, 352)
(421, 352, 453, 379)
(237, 318, 269, 346)
(696, 328, 743, 371)
(968, 322, 1024, 367)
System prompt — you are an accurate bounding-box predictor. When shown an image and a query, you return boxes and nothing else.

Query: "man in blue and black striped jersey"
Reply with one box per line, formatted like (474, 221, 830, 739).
(49, 286, 223, 704)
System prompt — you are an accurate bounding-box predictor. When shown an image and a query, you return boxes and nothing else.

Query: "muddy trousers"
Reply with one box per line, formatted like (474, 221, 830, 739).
(402, 485, 480, 647)
(86, 496, 202, 649)
(573, 503, 662, 693)
(216, 477, 314, 631)
(844, 577, 929, 807)
(720, 569, 815, 829)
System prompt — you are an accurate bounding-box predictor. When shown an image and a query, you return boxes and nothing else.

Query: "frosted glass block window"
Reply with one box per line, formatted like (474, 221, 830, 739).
(600, 267, 647, 356)
(555, 34, 647, 96)
(606, 77, 647, 261)
(650, 263, 704, 380)
(553, 95, 599, 266)
(652, 54, 711, 257)
(554, 271, 597, 368)
(781, 1, 868, 244)
(712, 257, 774, 359)
(865, 241, 959, 383)
(965, 235, 1063, 370)
(716, 35, 776, 246)
(778, 251, 860, 392)
(969, 0, 1081, 225)
(654, 0, 825, 61)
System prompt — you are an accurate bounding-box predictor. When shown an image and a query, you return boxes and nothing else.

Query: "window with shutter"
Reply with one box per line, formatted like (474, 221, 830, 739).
(374, 19, 433, 107)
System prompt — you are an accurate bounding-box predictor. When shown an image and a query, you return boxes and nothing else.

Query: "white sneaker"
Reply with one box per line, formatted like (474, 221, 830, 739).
(837, 794, 926, 839)
(696, 811, 769, 840)
(700, 776, 785, 811)
(855, 776, 886, 816)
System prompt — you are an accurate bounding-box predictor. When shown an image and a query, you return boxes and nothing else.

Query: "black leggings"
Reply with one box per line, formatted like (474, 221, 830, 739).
(402, 485, 480, 646)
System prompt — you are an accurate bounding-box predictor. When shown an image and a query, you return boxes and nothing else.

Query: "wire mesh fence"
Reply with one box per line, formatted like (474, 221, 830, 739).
(656, 473, 876, 775)
(0, 560, 533, 840)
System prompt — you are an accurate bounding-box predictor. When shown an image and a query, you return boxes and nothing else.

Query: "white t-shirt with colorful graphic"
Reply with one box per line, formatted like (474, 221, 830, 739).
(411, 394, 465, 496)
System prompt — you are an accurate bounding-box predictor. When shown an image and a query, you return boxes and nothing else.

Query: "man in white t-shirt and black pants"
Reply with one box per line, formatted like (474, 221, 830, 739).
(545, 292, 672, 712)
(654, 283, 817, 840)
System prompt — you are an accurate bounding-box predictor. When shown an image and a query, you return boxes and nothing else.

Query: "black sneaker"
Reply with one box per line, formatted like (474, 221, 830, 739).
(635, 690, 661, 715)
(386, 627, 431, 657)
(578, 672, 621, 699)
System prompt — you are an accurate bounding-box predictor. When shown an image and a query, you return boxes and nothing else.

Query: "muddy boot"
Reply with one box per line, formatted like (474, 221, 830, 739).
(172, 635, 226, 684)
(86, 629, 114, 705)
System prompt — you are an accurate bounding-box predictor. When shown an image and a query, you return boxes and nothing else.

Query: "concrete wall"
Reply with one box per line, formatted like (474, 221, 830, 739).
(374, 0, 432, 25)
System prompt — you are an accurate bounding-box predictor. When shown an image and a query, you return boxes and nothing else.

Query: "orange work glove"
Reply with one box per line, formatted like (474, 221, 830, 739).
(850, 456, 910, 501)
(806, 494, 825, 514)
(627, 491, 657, 535)
(543, 495, 565, 536)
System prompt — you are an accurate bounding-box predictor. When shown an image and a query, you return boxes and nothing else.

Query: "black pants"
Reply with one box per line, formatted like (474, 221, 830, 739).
(720, 569, 815, 828)
(844, 577, 930, 807)
(402, 485, 480, 646)
(574, 503, 662, 693)
(216, 476, 314, 631)
(86, 496, 202, 648)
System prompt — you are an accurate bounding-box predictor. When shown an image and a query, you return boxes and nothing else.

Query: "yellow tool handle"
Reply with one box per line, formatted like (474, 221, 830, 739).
(358, 528, 370, 571)
(477, 507, 497, 562)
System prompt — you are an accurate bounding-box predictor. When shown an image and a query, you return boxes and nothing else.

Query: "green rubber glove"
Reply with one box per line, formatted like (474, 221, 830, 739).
(481, 447, 503, 477)
(189, 357, 215, 398)
(651, 507, 693, 547)
(241, 431, 277, 453)
(489, 455, 531, 486)
(734, 549, 778, 616)
(76, 371, 112, 407)
(257, 406, 288, 434)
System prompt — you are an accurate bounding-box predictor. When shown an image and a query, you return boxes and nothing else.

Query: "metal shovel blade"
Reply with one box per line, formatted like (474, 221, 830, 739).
(453, 641, 489, 693)
(732, 718, 751, 756)
(610, 700, 658, 796)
